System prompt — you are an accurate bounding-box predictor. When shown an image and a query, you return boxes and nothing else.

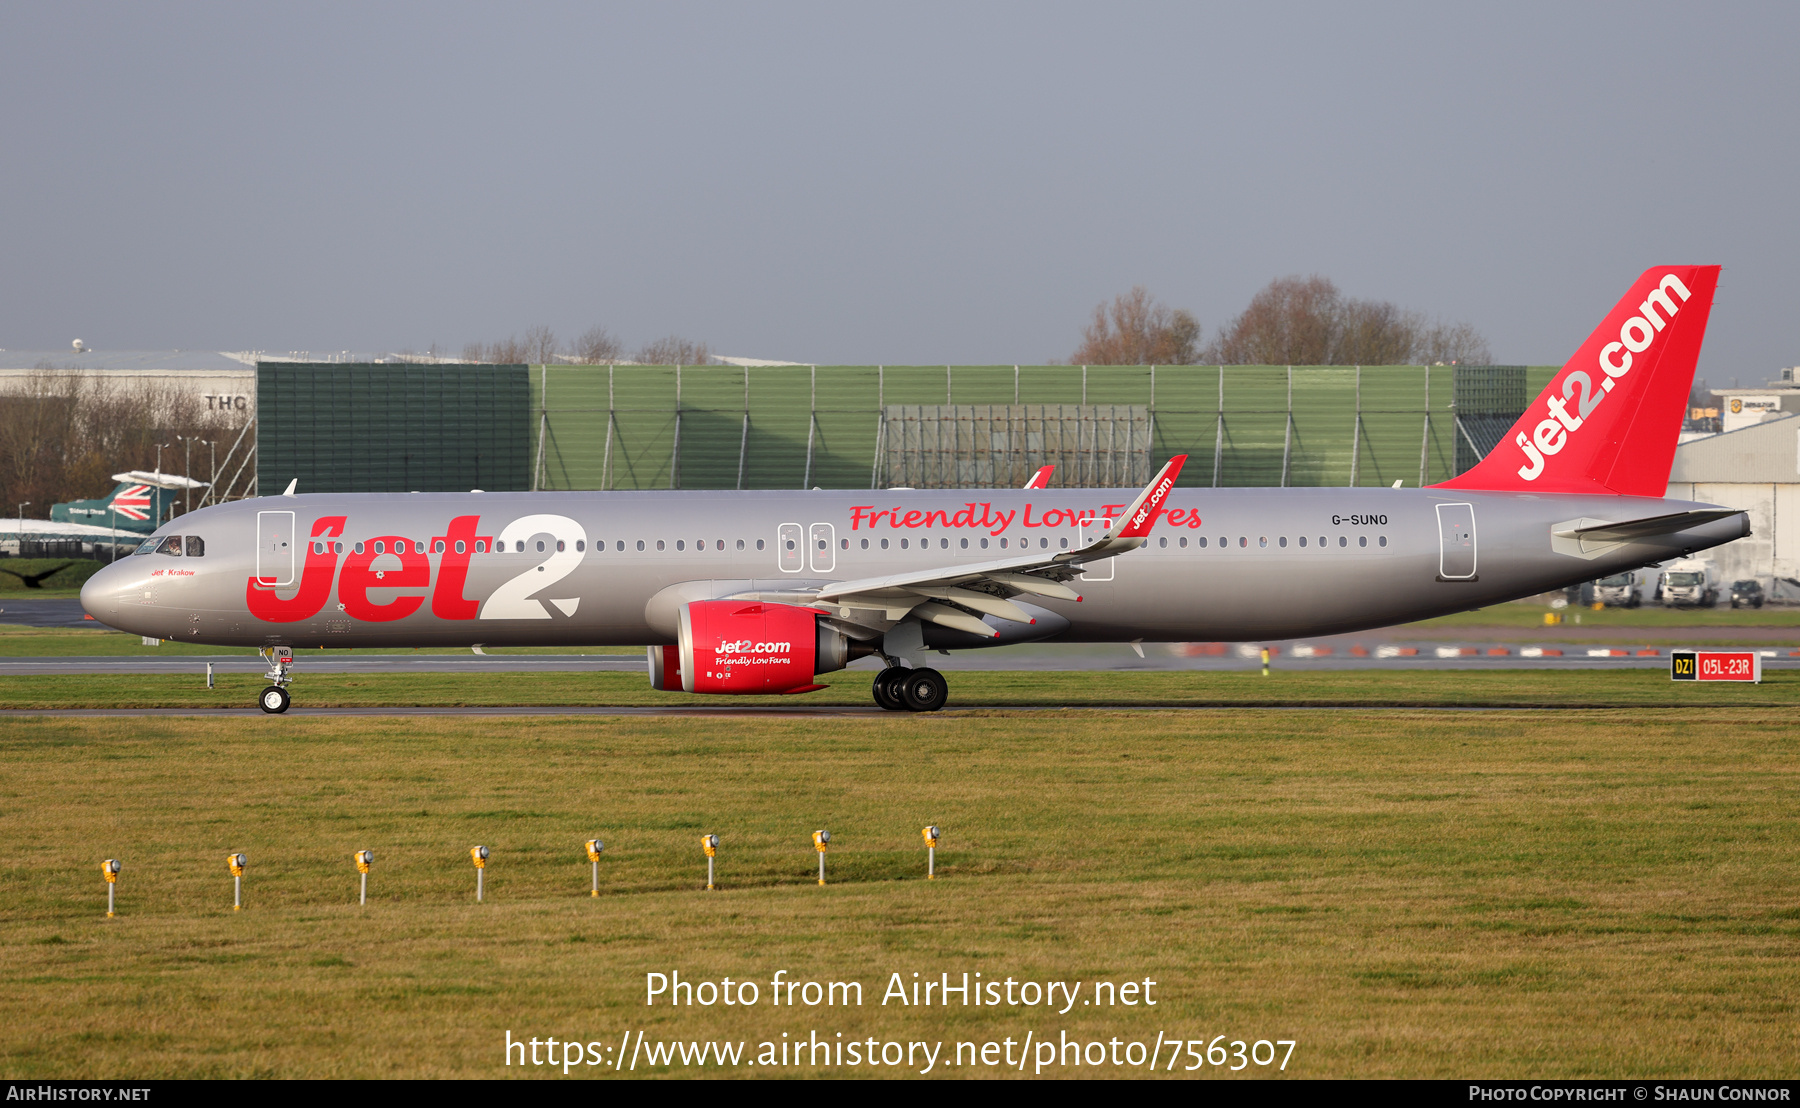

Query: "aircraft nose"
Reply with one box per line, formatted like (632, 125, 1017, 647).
(80, 559, 143, 628)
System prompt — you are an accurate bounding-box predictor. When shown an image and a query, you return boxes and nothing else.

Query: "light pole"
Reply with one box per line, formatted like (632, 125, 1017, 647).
(204, 440, 217, 507)
(15, 502, 28, 556)
(176, 436, 195, 513)
(154, 442, 170, 477)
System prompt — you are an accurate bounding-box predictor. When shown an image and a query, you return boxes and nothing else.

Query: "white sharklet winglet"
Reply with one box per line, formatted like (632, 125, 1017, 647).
(1551, 508, 1745, 543)
(282, 478, 298, 497)
(811, 455, 1188, 605)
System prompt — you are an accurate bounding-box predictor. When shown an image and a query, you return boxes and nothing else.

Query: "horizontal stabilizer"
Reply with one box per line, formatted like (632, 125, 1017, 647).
(1552, 508, 1745, 543)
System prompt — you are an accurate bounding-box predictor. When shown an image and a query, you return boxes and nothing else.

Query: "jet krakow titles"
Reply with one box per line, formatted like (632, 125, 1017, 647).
(646, 970, 1158, 1013)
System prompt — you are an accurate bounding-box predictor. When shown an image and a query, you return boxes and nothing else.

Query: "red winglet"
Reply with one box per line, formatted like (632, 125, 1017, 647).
(1022, 465, 1054, 490)
(1114, 455, 1188, 540)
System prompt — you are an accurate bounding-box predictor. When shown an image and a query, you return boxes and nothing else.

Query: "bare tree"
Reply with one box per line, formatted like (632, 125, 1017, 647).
(524, 325, 558, 365)
(0, 372, 225, 515)
(634, 336, 710, 365)
(1069, 287, 1200, 365)
(461, 335, 531, 364)
(1203, 275, 1492, 365)
(573, 325, 623, 363)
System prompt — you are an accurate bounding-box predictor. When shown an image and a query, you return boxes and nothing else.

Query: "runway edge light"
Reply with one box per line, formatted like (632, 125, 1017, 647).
(354, 850, 373, 906)
(585, 839, 604, 897)
(227, 853, 247, 911)
(102, 858, 120, 917)
(922, 826, 940, 880)
(701, 834, 719, 890)
(471, 845, 489, 903)
(812, 830, 831, 886)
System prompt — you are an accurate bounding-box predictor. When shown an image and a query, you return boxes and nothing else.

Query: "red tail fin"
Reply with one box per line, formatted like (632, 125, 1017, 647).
(1434, 265, 1719, 497)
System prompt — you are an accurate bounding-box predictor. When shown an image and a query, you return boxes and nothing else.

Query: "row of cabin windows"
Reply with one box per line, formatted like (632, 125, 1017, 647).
(306, 538, 774, 555)
(295, 532, 1390, 557)
(1155, 534, 1387, 549)
(843, 536, 1072, 551)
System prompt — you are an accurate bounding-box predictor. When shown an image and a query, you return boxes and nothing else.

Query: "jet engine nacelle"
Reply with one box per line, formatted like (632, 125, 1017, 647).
(666, 600, 873, 694)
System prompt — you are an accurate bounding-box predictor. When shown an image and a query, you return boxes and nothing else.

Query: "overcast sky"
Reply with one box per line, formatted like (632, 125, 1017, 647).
(2, 2, 1795, 381)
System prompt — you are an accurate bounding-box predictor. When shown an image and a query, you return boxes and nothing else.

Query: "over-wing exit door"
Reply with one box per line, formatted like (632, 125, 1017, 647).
(777, 523, 804, 572)
(1436, 502, 1477, 580)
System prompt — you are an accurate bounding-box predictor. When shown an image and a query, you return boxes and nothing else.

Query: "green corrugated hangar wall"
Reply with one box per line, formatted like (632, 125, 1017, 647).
(257, 363, 532, 494)
(529, 364, 1556, 491)
(250, 362, 1554, 494)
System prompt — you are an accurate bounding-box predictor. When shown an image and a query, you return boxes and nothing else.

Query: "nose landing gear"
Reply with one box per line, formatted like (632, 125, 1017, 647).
(258, 646, 293, 714)
(872, 665, 948, 712)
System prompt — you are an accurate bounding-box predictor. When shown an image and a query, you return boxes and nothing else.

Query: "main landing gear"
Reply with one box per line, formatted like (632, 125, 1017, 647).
(872, 665, 948, 712)
(258, 646, 293, 714)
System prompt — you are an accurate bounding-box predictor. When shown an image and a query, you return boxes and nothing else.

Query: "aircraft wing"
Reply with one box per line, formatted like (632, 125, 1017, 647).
(1551, 508, 1745, 543)
(798, 455, 1186, 638)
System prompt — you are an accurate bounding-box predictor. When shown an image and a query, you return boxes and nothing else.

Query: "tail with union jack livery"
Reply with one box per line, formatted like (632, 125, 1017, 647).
(1432, 265, 1720, 498)
(50, 471, 204, 533)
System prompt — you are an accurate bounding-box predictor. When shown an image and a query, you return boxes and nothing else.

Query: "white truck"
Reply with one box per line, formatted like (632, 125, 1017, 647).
(1594, 570, 1648, 607)
(1657, 558, 1720, 607)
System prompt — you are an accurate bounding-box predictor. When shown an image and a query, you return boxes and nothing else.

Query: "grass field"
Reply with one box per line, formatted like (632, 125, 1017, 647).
(1, 704, 1797, 1079)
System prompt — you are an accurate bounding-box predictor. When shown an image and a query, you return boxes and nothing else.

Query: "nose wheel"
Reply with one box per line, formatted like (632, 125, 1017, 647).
(872, 666, 948, 712)
(257, 646, 294, 713)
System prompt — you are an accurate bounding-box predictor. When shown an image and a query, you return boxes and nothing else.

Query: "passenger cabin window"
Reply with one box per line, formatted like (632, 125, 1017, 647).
(756, 539, 765, 551)
(185, 536, 204, 558)
(455, 540, 466, 554)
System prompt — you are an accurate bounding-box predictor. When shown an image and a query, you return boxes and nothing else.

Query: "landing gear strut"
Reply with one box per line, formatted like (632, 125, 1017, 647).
(872, 665, 948, 712)
(258, 646, 293, 714)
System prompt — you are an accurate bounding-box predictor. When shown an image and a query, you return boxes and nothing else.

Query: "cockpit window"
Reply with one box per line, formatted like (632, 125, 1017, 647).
(132, 539, 157, 555)
(155, 536, 184, 556)
(185, 535, 205, 558)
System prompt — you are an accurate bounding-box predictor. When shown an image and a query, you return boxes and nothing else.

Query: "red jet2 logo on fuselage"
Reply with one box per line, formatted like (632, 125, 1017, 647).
(246, 515, 489, 623)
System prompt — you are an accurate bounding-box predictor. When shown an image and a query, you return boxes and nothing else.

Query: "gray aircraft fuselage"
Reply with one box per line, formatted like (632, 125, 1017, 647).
(81, 485, 1747, 650)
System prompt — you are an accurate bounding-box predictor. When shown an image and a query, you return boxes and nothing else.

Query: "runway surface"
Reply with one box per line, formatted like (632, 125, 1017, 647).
(2, 645, 1794, 675)
(3, 598, 1794, 674)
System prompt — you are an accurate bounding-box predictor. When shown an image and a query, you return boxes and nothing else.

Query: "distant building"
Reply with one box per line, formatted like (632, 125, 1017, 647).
(0, 350, 255, 422)
(1666, 413, 1800, 588)
(1713, 368, 1800, 433)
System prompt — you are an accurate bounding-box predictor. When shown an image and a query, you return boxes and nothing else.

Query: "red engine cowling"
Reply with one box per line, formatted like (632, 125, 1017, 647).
(675, 601, 859, 695)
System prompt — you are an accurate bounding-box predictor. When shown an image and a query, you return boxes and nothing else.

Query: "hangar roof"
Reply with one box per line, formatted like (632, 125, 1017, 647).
(0, 350, 255, 374)
(1668, 414, 1799, 484)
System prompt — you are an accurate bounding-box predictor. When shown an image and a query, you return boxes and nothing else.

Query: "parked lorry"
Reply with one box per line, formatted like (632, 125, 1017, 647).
(1657, 558, 1720, 607)
(1594, 570, 1647, 607)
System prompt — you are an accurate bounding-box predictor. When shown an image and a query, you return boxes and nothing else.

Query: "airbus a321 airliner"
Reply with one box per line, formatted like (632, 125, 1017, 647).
(82, 266, 1747, 713)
